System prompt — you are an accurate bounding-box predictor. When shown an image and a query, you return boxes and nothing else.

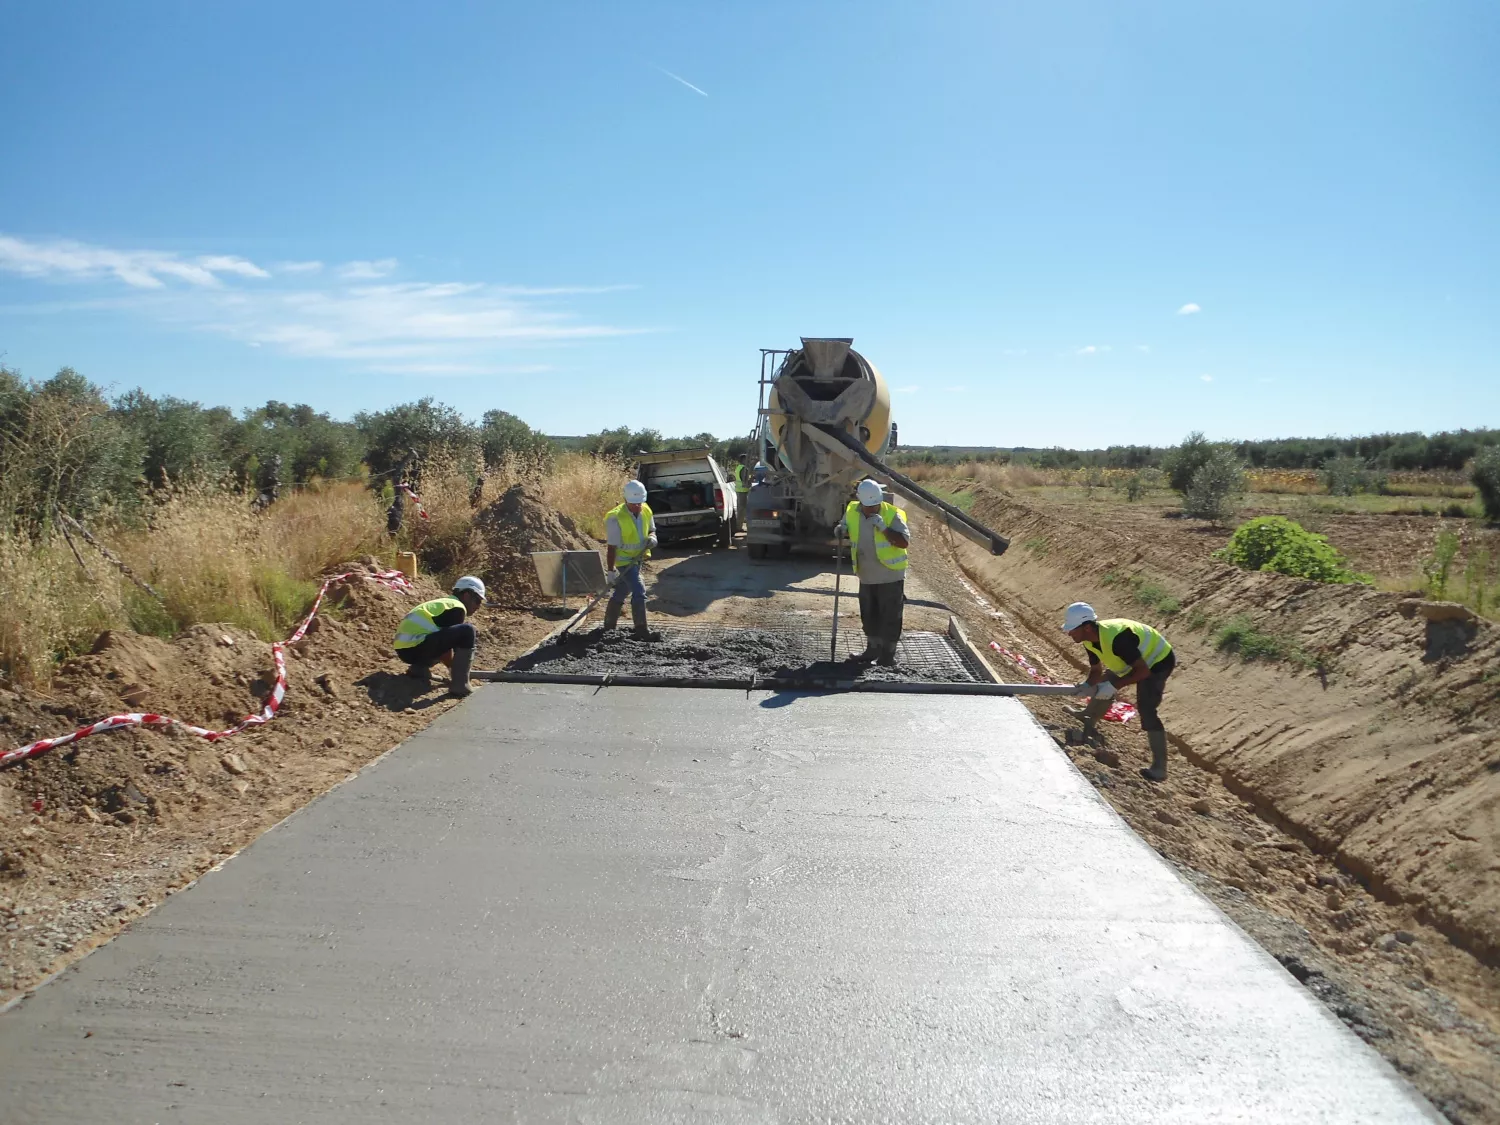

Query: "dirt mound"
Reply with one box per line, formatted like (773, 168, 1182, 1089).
(474, 484, 598, 604)
(0, 556, 556, 1003)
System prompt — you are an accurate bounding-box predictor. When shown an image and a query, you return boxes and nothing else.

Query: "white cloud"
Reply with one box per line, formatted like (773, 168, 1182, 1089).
(337, 258, 399, 280)
(0, 233, 639, 373)
(1135, 344, 1150, 353)
(1200, 374, 1213, 382)
(944, 384, 967, 393)
(0, 234, 268, 288)
(896, 384, 921, 394)
(1178, 302, 1201, 315)
(1075, 345, 1099, 355)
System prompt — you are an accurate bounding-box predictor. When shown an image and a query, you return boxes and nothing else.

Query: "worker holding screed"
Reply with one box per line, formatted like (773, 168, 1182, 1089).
(840, 478, 910, 666)
(393, 575, 487, 698)
(603, 479, 657, 639)
(1062, 602, 1177, 782)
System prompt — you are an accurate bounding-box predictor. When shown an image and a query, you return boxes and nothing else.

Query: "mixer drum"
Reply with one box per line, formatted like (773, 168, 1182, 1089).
(767, 338, 891, 457)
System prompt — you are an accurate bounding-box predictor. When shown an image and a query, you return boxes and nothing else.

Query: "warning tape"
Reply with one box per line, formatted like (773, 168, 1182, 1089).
(988, 641, 1137, 724)
(1, 569, 415, 769)
(399, 485, 430, 520)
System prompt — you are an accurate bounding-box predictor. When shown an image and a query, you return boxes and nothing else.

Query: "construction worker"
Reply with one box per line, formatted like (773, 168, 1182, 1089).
(1062, 602, 1176, 782)
(604, 479, 657, 638)
(393, 575, 487, 698)
(841, 478, 910, 666)
(731, 456, 751, 532)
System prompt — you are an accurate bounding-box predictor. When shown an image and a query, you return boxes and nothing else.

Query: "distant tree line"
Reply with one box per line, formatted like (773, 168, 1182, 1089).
(892, 428, 1500, 474)
(552, 427, 755, 466)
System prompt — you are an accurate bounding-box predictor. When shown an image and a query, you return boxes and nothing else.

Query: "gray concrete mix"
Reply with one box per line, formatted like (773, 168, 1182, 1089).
(0, 686, 1440, 1123)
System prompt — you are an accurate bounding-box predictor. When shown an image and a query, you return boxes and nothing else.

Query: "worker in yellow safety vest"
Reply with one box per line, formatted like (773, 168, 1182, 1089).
(1062, 602, 1177, 781)
(840, 478, 910, 666)
(731, 456, 751, 533)
(603, 479, 657, 638)
(393, 575, 487, 697)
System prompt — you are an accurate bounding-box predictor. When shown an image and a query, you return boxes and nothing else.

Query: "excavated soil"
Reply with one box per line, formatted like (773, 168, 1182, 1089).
(474, 482, 597, 605)
(909, 490, 1500, 1123)
(0, 557, 558, 1005)
(510, 626, 971, 683)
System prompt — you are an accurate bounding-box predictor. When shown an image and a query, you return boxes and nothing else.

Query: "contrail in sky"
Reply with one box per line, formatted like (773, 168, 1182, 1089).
(654, 65, 709, 97)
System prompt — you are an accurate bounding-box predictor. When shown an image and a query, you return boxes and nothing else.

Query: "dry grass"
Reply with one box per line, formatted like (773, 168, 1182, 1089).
(537, 452, 629, 539)
(1, 452, 628, 688)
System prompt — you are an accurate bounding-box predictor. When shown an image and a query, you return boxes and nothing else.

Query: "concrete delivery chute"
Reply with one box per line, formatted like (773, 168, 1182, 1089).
(746, 338, 1010, 558)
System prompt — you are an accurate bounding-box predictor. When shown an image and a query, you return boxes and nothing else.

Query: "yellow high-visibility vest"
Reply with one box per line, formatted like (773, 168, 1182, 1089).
(1085, 618, 1172, 674)
(608, 502, 655, 565)
(394, 597, 465, 650)
(844, 501, 909, 575)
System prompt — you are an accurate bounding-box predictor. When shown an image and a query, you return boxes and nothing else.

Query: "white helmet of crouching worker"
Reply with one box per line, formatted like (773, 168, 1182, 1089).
(623, 479, 648, 504)
(452, 575, 487, 602)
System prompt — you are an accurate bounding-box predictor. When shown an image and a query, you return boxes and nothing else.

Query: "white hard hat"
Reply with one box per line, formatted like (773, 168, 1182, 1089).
(623, 479, 647, 504)
(453, 575, 487, 600)
(856, 479, 884, 506)
(1061, 602, 1096, 632)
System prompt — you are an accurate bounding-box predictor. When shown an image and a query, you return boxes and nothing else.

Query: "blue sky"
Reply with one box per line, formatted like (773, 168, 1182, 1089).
(2, 1, 1496, 448)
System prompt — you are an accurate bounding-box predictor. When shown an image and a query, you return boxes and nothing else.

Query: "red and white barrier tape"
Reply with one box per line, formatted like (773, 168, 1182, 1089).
(1, 569, 415, 769)
(399, 485, 429, 520)
(988, 641, 1137, 723)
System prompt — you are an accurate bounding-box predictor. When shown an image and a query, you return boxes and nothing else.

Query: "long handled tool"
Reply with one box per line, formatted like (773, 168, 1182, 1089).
(831, 528, 845, 662)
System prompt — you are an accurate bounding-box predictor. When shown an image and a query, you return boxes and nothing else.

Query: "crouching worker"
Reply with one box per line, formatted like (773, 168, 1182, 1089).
(603, 479, 656, 638)
(393, 575, 487, 698)
(1062, 602, 1176, 781)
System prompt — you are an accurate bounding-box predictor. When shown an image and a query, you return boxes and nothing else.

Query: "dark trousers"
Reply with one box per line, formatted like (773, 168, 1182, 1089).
(1136, 651, 1176, 732)
(396, 623, 476, 667)
(857, 580, 905, 643)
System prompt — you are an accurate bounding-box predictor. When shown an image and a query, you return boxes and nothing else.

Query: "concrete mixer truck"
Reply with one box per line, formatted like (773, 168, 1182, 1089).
(744, 338, 1011, 559)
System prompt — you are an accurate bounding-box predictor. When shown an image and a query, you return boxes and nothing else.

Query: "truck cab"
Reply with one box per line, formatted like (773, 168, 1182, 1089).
(634, 449, 737, 549)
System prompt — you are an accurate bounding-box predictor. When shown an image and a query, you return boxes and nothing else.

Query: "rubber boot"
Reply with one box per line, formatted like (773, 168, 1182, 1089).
(851, 637, 877, 663)
(1141, 729, 1168, 782)
(601, 599, 623, 632)
(1080, 696, 1111, 739)
(875, 638, 898, 667)
(404, 662, 432, 687)
(447, 646, 474, 698)
(632, 601, 651, 640)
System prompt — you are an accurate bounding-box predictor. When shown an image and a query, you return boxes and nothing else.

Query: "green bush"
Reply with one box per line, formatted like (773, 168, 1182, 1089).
(1472, 446, 1500, 521)
(1320, 455, 1383, 496)
(1182, 448, 1245, 521)
(1214, 614, 1312, 665)
(1217, 515, 1365, 584)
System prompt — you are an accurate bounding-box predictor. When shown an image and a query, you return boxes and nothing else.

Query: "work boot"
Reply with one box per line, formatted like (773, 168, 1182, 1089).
(875, 639, 898, 667)
(631, 602, 651, 640)
(1141, 729, 1169, 782)
(1079, 696, 1111, 739)
(447, 646, 474, 698)
(601, 600, 623, 632)
(851, 638, 878, 664)
(404, 662, 432, 687)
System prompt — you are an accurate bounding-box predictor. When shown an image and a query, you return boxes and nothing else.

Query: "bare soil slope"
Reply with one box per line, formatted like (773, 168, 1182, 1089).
(474, 483, 596, 605)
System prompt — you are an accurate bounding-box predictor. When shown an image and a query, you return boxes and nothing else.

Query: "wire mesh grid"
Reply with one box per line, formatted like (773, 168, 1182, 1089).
(642, 623, 983, 683)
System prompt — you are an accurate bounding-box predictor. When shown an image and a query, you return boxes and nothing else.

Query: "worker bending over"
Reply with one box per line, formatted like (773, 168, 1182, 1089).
(1063, 602, 1176, 781)
(603, 479, 657, 638)
(842, 478, 910, 666)
(393, 575, 487, 698)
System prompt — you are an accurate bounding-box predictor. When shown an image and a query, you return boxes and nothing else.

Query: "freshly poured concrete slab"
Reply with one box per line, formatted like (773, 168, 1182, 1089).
(1, 686, 1438, 1123)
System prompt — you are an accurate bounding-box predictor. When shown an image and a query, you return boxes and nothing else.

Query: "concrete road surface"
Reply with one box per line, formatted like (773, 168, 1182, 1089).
(1, 686, 1439, 1123)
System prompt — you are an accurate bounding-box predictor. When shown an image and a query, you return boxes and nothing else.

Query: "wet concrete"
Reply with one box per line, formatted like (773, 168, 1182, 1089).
(0, 686, 1438, 1122)
(508, 625, 975, 682)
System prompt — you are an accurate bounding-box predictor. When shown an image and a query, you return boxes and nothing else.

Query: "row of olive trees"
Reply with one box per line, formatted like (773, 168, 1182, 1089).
(0, 366, 556, 532)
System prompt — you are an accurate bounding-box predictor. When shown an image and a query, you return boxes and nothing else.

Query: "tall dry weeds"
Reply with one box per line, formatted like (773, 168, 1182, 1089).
(0, 530, 127, 684)
(538, 452, 629, 539)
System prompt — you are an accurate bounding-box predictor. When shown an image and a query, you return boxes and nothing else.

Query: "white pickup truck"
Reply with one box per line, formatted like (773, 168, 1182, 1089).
(634, 449, 737, 549)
